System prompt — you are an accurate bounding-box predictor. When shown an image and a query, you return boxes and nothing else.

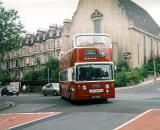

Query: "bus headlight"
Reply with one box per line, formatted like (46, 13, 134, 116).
(106, 90, 109, 94)
(105, 84, 109, 89)
(82, 85, 87, 90)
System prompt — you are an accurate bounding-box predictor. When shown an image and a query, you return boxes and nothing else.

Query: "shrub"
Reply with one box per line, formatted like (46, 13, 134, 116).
(21, 79, 57, 87)
(0, 74, 11, 84)
(23, 71, 43, 81)
(115, 56, 160, 87)
(115, 71, 128, 87)
(126, 69, 141, 85)
(116, 60, 129, 72)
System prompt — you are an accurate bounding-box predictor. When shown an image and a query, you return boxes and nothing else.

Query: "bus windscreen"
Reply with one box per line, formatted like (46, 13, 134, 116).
(76, 64, 113, 81)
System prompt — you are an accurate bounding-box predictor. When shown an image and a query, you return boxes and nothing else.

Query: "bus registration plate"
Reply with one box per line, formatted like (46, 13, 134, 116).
(89, 89, 104, 93)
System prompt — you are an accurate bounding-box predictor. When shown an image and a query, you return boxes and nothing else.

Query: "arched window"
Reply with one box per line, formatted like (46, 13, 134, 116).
(94, 19, 101, 33)
(91, 9, 103, 33)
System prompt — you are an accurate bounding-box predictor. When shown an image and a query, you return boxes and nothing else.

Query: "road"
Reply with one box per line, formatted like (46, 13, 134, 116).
(0, 82, 160, 130)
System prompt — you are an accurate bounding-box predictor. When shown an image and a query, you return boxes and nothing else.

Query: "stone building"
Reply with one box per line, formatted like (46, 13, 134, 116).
(62, 0, 160, 68)
(1, 0, 160, 80)
(0, 24, 63, 80)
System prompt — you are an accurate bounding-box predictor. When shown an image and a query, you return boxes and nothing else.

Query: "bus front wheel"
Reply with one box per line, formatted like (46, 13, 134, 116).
(68, 89, 71, 100)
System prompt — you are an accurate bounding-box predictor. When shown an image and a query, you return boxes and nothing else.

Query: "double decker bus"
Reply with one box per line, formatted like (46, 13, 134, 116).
(59, 33, 115, 101)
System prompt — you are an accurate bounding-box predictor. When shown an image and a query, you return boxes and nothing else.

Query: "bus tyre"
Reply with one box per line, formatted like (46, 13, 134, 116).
(61, 96, 65, 99)
(43, 92, 47, 96)
(68, 89, 71, 101)
(103, 98, 108, 103)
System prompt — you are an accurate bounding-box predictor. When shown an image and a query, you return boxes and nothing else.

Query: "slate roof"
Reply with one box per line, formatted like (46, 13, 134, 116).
(119, 0, 160, 37)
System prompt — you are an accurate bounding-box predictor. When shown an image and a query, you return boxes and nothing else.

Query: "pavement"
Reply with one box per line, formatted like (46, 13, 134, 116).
(0, 102, 10, 110)
(0, 77, 160, 110)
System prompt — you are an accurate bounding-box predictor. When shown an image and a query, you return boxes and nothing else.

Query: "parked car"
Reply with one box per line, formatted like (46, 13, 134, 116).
(1, 86, 19, 96)
(42, 83, 59, 96)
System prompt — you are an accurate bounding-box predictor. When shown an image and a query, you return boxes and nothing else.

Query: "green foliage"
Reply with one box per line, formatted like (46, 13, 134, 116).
(115, 57, 160, 87)
(126, 69, 141, 85)
(23, 71, 43, 81)
(115, 71, 127, 87)
(41, 57, 59, 82)
(22, 57, 59, 84)
(0, 74, 11, 84)
(143, 57, 160, 74)
(115, 60, 129, 72)
(21, 79, 56, 87)
(115, 67, 146, 87)
(0, 2, 24, 57)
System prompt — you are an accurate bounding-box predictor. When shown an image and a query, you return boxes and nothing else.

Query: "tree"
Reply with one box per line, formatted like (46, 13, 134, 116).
(0, 2, 24, 58)
(23, 57, 59, 83)
(41, 57, 59, 82)
(23, 71, 43, 81)
(0, 73, 11, 84)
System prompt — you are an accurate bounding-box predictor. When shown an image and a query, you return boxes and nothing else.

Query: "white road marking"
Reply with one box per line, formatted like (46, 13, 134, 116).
(0, 112, 58, 116)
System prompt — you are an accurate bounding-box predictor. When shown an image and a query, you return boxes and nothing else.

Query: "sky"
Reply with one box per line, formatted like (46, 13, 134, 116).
(2, 0, 160, 33)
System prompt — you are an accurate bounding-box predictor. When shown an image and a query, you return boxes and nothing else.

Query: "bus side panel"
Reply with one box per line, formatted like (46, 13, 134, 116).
(59, 50, 75, 72)
(60, 81, 75, 99)
(60, 82, 70, 98)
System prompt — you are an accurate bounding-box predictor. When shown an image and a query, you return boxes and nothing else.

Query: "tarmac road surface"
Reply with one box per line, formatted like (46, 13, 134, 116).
(0, 81, 160, 130)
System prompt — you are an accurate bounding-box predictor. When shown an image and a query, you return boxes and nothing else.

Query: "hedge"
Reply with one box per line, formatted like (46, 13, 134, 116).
(21, 79, 58, 87)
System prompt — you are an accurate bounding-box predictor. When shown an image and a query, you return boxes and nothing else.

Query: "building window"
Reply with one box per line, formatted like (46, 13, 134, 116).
(57, 40, 60, 48)
(32, 58, 35, 65)
(137, 44, 140, 65)
(16, 60, 18, 67)
(150, 37, 153, 58)
(143, 35, 146, 62)
(7, 62, 10, 68)
(38, 45, 40, 51)
(50, 42, 53, 48)
(36, 57, 40, 65)
(94, 19, 101, 33)
(91, 9, 103, 34)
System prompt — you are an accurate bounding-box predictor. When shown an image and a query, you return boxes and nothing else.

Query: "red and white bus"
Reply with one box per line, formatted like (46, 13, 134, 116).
(59, 33, 115, 101)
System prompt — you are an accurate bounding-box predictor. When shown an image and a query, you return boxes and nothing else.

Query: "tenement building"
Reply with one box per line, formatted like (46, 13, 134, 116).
(62, 0, 160, 68)
(0, 24, 63, 80)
